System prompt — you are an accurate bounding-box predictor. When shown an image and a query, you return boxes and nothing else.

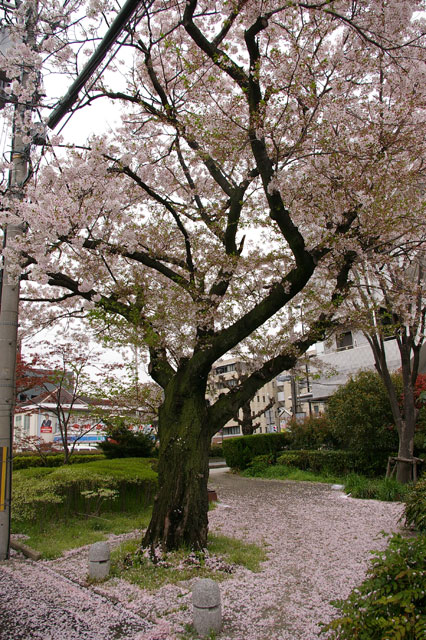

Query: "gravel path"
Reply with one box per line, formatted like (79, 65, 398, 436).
(0, 471, 404, 640)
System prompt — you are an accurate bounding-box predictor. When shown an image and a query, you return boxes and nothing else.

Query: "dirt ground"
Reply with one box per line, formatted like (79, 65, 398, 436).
(0, 470, 404, 640)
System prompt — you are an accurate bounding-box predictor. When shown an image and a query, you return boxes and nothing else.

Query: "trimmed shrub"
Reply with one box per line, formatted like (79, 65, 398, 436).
(404, 477, 426, 532)
(276, 450, 358, 475)
(222, 432, 291, 470)
(13, 453, 105, 470)
(12, 457, 158, 524)
(245, 455, 273, 475)
(322, 533, 426, 640)
(276, 449, 391, 477)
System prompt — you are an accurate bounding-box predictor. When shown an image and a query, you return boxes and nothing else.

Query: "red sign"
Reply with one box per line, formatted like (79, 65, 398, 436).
(40, 425, 52, 433)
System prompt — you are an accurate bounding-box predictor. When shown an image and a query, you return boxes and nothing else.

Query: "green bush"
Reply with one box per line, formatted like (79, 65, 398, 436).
(276, 449, 369, 476)
(404, 478, 426, 532)
(97, 421, 155, 458)
(13, 453, 105, 469)
(326, 370, 399, 472)
(209, 444, 223, 458)
(344, 473, 409, 502)
(12, 457, 158, 524)
(414, 428, 426, 456)
(287, 415, 338, 450)
(322, 533, 426, 639)
(245, 454, 274, 475)
(222, 432, 291, 470)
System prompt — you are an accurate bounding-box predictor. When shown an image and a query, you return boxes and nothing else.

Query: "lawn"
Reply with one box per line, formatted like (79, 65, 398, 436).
(241, 463, 410, 501)
(11, 457, 157, 558)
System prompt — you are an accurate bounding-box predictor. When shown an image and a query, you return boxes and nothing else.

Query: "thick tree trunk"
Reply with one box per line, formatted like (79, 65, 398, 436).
(142, 375, 211, 551)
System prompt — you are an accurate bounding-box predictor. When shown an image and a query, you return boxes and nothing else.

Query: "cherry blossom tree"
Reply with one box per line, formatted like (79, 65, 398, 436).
(23, 338, 111, 463)
(5, 1, 426, 549)
(279, 14, 426, 483)
(349, 254, 426, 483)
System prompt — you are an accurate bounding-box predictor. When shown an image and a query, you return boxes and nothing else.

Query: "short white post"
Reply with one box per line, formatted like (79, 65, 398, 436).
(88, 541, 110, 580)
(192, 578, 222, 636)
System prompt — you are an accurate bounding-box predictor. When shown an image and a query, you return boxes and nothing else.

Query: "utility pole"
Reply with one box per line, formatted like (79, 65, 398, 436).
(0, 0, 37, 560)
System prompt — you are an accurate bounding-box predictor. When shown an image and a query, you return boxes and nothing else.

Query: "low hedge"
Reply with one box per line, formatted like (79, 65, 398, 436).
(12, 457, 158, 524)
(209, 445, 223, 458)
(222, 432, 291, 470)
(276, 449, 391, 477)
(13, 453, 105, 469)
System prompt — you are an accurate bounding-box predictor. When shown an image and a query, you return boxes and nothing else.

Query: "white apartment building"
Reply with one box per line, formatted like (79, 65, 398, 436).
(209, 359, 282, 444)
(282, 330, 403, 418)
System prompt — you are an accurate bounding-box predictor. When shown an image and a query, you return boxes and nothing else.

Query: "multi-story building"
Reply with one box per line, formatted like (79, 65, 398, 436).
(285, 330, 402, 417)
(209, 359, 282, 444)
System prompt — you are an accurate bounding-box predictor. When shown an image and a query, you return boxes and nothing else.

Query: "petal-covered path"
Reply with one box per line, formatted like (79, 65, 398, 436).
(0, 471, 404, 640)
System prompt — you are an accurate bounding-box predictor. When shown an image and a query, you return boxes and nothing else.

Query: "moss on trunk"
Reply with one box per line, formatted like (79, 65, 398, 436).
(142, 374, 211, 551)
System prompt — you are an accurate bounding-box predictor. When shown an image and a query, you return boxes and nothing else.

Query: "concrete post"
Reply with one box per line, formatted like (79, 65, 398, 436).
(88, 541, 110, 580)
(192, 578, 222, 637)
(0, 6, 35, 561)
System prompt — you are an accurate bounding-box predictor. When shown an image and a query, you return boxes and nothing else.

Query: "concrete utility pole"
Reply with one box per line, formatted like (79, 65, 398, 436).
(0, 127, 28, 560)
(0, 1, 36, 560)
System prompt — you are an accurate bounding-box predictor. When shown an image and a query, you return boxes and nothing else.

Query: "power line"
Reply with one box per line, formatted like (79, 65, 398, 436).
(48, 0, 152, 131)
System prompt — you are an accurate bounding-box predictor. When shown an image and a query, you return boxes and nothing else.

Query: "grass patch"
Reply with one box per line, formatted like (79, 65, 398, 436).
(208, 533, 266, 572)
(344, 473, 410, 501)
(241, 464, 409, 501)
(110, 533, 267, 590)
(12, 508, 152, 559)
(242, 463, 342, 484)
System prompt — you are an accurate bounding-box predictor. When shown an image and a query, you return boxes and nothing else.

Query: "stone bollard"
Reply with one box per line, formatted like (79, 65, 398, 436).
(192, 578, 222, 637)
(88, 541, 110, 580)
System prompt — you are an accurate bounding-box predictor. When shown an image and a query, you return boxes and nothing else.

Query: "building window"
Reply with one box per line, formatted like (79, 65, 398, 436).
(265, 409, 274, 424)
(262, 396, 265, 403)
(336, 331, 353, 351)
(215, 363, 236, 375)
(223, 425, 240, 435)
(23, 415, 30, 434)
(15, 415, 22, 427)
(313, 405, 319, 415)
(256, 395, 260, 402)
